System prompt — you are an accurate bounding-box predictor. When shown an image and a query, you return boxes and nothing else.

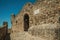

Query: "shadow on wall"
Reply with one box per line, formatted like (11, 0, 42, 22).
(5, 33, 11, 40)
(0, 22, 11, 40)
(55, 28, 60, 40)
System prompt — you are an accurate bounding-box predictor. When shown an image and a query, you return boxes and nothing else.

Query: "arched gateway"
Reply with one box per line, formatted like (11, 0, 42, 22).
(24, 14, 29, 31)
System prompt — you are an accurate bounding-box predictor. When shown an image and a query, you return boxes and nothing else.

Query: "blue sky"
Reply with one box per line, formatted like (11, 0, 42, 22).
(0, 0, 35, 28)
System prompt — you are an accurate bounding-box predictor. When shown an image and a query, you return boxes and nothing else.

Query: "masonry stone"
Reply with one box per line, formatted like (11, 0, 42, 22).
(11, 0, 60, 40)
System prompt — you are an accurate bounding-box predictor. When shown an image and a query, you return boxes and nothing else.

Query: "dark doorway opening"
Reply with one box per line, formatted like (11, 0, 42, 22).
(24, 14, 29, 31)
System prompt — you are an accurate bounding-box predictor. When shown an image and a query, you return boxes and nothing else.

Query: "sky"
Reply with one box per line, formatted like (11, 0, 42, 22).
(0, 0, 35, 28)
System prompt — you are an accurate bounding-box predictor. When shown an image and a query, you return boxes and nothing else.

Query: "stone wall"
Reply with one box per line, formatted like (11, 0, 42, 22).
(11, 0, 60, 32)
(28, 23, 60, 40)
(0, 22, 8, 40)
(33, 0, 60, 25)
(11, 3, 34, 32)
(11, 0, 60, 40)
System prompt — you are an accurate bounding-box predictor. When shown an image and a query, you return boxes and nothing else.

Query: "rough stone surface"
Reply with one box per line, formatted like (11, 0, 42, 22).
(11, 0, 60, 32)
(0, 22, 8, 40)
(28, 23, 60, 40)
(11, 0, 60, 40)
(10, 32, 47, 40)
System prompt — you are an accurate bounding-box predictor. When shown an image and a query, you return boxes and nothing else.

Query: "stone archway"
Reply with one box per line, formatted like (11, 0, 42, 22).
(24, 14, 29, 31)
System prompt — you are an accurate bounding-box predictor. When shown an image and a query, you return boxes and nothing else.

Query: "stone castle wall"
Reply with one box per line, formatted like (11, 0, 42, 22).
(11, 0, 60, 32)
(28, 23, 60, 40)
(11, 0, 60, 40)
(33, 0, 60, 25)
(11, 3, 34, 32)
(0, 22, 8, 40)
